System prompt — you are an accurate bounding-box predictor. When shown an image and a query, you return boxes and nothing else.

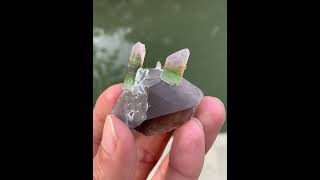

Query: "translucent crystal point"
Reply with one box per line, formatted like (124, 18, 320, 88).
(160, 48, 190, 85)
(124, 42, 146, 90)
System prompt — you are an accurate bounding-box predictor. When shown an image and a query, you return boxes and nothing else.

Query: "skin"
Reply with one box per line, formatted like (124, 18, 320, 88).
(93, 84, 226, 180)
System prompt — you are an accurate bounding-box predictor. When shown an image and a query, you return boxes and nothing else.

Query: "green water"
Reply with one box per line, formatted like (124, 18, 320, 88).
(93, 0, 227, 132)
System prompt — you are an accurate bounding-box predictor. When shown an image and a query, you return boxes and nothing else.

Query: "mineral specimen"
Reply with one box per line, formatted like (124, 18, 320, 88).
(112, 42, 203, 136)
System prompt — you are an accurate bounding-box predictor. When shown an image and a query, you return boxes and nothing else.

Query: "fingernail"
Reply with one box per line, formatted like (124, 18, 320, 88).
(215, 97, 225, 107)
(102, 115, 118, 156)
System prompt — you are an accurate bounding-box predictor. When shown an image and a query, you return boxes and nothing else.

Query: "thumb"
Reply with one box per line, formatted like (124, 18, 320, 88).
(93, 114, 136, 180)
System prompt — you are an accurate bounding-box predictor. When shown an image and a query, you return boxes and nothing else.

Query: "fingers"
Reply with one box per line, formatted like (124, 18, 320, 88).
(195, 96, 226, 153)
(133, 131, 173, 180)
(152, 96, 226, 179)
(93, 84, 123, 156)
(164, 118, 205, 180)
(93, 115, 136, 180)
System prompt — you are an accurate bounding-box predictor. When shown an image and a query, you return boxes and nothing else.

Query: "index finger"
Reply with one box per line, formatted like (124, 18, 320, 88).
(93, 83, 123, 156)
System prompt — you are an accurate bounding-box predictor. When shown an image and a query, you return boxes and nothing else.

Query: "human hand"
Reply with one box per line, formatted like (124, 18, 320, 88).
(93, 84, 226, 180)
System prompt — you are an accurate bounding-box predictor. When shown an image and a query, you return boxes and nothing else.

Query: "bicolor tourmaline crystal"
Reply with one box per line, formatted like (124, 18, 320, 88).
(124, 42, 146, 90)
(160, 48, 190, 85)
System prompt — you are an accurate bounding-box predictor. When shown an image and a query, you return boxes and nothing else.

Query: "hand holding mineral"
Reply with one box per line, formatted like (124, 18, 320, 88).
(93, 84, 226, 180)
